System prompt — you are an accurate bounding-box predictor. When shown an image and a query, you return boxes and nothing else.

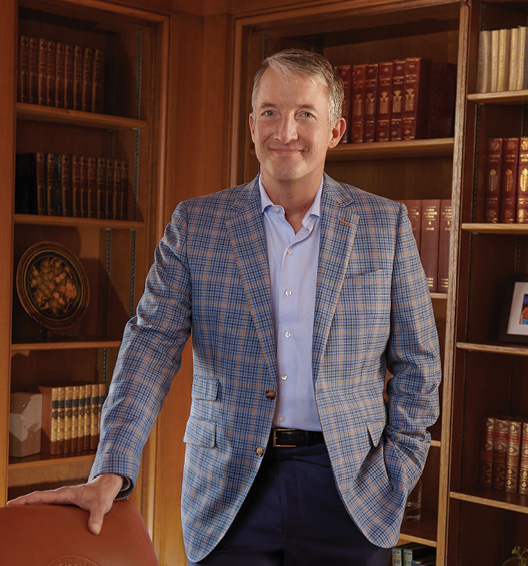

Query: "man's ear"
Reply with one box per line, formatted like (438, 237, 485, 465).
(328, 117, 347, 148)
(249, 113, 255, 142)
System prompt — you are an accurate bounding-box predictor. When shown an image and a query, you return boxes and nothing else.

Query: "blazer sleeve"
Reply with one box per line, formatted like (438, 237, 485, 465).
(383, 201, 442, 493)
(89, 202, 193, 492)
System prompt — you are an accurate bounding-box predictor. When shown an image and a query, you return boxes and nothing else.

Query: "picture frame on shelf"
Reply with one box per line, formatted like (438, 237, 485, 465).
(498, 274, 528, 344)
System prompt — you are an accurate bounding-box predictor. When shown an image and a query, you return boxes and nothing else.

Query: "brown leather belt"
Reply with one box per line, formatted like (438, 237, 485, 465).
(271, 428, 325, 448)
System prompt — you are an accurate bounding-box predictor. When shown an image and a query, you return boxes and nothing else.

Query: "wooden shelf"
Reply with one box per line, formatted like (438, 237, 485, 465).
(325, 138, 454, 161)
(11, 340, 122, 353)
(467, 90, 528, 105)
(457, 342, 528, 356)
(398, 507, 438, 548)
(450, 489, 528, 514)
(16, 103, 148, 131)
(461, 223, 528, 235)
(14, 214, 144, 230)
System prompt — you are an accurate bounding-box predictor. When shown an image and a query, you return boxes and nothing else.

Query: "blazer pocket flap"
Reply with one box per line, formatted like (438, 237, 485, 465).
(367, 419, 386, 448)
(183, 416, 216, 448)
(192, 376, 219, 401)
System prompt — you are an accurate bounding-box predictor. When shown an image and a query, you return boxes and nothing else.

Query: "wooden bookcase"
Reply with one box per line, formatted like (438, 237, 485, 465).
(230, 0, 468, 563)
(445, 1, 528, 564)
(2, 0, 169, 513)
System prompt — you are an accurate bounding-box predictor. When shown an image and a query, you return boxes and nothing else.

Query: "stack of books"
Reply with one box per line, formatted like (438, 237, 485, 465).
(15, 153, 129, 221)
(39, 383, 106, 456)
(476, 26, 528, 93)
(17, 35, 104, 112)
(335, 57, 456, 144)
(392, 543, 436, 565)
(484, 137, 528, 224)
(401, 199, 452, 294)
(480, 416, 528, 495)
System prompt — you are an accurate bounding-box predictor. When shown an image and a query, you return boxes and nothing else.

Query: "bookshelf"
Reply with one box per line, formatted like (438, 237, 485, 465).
(230, 1, 466, 563)
(446, 1, 528, 565)
(1, 0, 169, 533)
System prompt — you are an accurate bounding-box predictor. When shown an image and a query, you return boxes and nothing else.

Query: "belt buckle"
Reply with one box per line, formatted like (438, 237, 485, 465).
(272, 428, 296, 448)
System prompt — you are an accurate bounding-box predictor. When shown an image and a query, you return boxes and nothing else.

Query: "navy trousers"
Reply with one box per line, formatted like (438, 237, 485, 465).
(188, 442, 392, 566)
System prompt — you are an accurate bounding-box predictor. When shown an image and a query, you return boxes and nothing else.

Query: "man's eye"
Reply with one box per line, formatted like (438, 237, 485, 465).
(302, 112, 314, 118)
(263, 110, 274, 117)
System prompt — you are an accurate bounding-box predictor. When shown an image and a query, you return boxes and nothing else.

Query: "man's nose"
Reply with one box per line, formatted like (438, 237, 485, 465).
(276, 114, 298, 143)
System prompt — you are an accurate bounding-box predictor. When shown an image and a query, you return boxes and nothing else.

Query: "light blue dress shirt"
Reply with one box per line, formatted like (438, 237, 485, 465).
(259, 177, 322, 431)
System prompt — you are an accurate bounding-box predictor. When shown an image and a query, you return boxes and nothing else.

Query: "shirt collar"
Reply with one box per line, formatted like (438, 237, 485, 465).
(258, 176, 323, 220)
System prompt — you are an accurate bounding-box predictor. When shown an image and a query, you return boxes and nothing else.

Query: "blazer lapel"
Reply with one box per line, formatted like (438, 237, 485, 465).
(226, 180, 278, 381)
(313, 176, 358, 381)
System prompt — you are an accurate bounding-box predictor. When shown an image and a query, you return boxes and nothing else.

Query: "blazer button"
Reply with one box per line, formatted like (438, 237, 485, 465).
(265, 389, 276, 400)
(255, 446, 264, 457)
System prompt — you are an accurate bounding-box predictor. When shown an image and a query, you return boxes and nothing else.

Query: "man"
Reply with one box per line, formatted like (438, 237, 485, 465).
(9, 49, 441, 565)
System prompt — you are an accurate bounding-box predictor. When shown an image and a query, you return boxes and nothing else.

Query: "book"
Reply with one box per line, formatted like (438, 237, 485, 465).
(376, 61, 393, 142)
(18, 35, 30, 103)
(389, 59, 406, 141)
(72, 44, 84, 110)
(64, 43, 74, 109)
(364, 63, 378, 143)
(37, 38, 48, 105)
(496, 27, 511, 92)
(403, 200, 422, 253)
(46, 152, 60, 216)
(63, 385, 73, 454)
(402, 57, 431, 140)
(403, 544, 435, 566)
(55, 42, 65, 109)
(509, 27, 520, 91)
(335, 64, 352, 143)
(91, 49, 105, 113)
(29, 36, 39, 104)
(477, 30, 492, 93)
(492, 416, 509, 490)
(351, 63, 366, 143)
(71, 154, 82, 217)
(437, 199, 452, 294)
(58, 153, 73, 217)
(517, 137, 528, 223)
(46, 39, 56, 107)
(392, 546, 403, 566)
(38, 386, 62, 455)
(82, 46, 93, 112)
(517, 26, 528, 90)
(505, 419, 522, 493)
(480, 416, 495, 488)
(87, 156, 97, 218)
(500, 137, 519, 223)
(420, 199, 440, 292)
(519, 421, 528, 495)
(490, 29, 500, 92)
(484, 137, 503, 223)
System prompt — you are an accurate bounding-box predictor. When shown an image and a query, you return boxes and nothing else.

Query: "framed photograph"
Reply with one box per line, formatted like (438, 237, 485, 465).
(498, 274, 528, 344)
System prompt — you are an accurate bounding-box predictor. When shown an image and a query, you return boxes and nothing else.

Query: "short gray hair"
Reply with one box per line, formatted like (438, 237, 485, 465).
(251, 48, 344, 125)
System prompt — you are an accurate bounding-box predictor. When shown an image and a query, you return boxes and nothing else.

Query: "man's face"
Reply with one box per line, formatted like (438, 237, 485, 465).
(249, 68, 344, 188)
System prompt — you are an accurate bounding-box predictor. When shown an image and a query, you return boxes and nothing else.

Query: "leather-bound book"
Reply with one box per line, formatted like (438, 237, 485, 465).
(402, 199, 422, 253)
(419, 199, 440, 293)
(38, 386, 63, 455)
(517, 137, 528, 223)
(519, 421, 528, 495)
(480, 416, 495, 488)
(18, 35, 30, 103)
(389, 59, 405, 141)
(438, 199, 452, 294)
(81, 46, 93, 112)
(505, 419, 522, 493)
(37, 38, 48, 106)
(55, 42, 65, 108)
(376, 61, 393, 142)
(484, 137, 503, 223)
(91, 49, 105, 113)
(351, 63, 366, 143)
(46, 40, 56, 107)
(364, 63, 378, 143)
(500, 137, 519, 223)
(492, 416, 509, 490)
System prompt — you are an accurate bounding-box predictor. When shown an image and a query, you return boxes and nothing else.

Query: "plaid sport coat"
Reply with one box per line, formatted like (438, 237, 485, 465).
(90, 173, 441, 562)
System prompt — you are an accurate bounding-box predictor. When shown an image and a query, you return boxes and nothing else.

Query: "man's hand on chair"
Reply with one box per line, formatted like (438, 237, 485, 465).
(6, 473, 124, 535)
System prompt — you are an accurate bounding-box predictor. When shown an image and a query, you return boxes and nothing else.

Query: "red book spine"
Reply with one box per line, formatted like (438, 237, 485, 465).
(37, 38, 48, 106)
(64, 43, 74, 109)
(364, 63, 378, 143)
(420, 199, 440, 293)
(519, 421, 528, 495)
(55, 42, 65, 109)
(105, 158, 115, 219)
(46, 40, 56, 107)
(91, 49, 104, 113)
(82, 46, 93, 112)
(335, 65, 352, 144)
(500, 137, 519, 223)
(517, 137, 528, 223)
(72, 45, 83, 111)
(96, 157, 106, 219)
(376, 61, 393, 142)
(59, 153, 72, 217)
(438, 199, 452, 294)
(87, 156, 97, 218)
(505, 419, 522, 493)
(18, 35, 30, 103)
(29, 36, 39, 104)
(35, 152, 47, 215)
(492, 417, 509, 490)
(485, 137, 503, 223)
(480, 416, 495, 488)
(71, 154, 81, 217)
(351, 64, 366, 144)
(80, 155, 89, 218)
(45, 153, 58, 216)
(389, 59, 406, 141)
(402, 57, 432, 141)
(403, 199, 422, 253)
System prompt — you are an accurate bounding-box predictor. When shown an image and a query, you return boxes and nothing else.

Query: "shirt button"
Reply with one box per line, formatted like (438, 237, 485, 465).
(279, 416, 285, 422)
(287, 248, 293, 255)
(281, 373, 288, 381)
(284, 331, 291, 338)
(255, 446, 264, 457)
(274, 206, 281, 213)
(285, 290, 292, 296)
(265, 389, 276, 400)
